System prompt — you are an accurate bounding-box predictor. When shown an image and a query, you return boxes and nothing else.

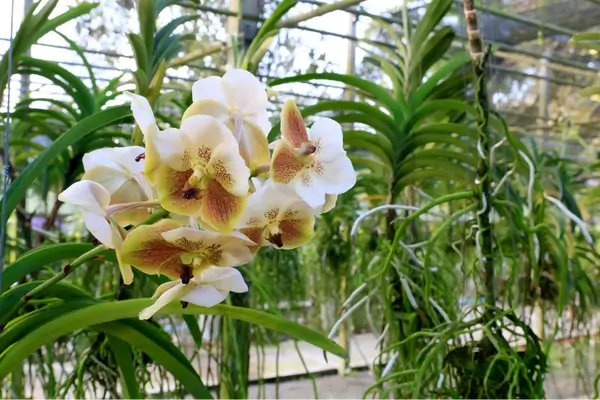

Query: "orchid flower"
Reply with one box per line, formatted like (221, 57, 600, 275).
(139, 266, 248, 320)
(129, 96, 251, 231)
(121, 219, 255, 281)
(270, 100, 356, 208)
(58, 180, 137, 284)
(236, 181, 315, 251)
(126, 92, 180, 185)
(182, 69, 271, 173)
(82, 146, 155, 226)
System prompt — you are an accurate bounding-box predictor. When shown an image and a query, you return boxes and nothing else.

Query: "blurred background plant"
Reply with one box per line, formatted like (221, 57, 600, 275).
(1, 0, 600, 399)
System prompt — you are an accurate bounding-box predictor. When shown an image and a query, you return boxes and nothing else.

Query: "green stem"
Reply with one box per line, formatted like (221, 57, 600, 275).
(463, 0, 495, 312)
(0, 209, 169, 327)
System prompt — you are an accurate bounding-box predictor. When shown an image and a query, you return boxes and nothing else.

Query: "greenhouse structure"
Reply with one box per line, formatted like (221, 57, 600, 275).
(1, 0, 600, 398)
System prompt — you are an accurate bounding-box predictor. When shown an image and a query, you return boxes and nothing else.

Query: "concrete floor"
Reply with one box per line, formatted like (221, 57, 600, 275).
(248, 369, 591, 399)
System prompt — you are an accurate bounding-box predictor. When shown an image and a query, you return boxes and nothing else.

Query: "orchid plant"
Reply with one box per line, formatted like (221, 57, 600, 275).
(58, 69, 356, 320)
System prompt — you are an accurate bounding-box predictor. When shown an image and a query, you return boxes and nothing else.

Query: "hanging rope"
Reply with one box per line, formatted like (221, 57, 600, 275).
(0, 0, 17, 296)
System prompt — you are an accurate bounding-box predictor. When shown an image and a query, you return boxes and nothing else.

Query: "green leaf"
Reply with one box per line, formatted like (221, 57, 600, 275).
(571, 32, 600, 43)
(137, 0, 156, 58)
(129, 33, 150, 78)
(269, 73, 406, 122)
(154, 15, 198, 51)
(394, 166, 473, 194)
(361, 52, 404, 97)
(0, 1, 98, 103)
(16, 97, 80, 120)
(98, 321, 212, 399)
(396, 151, 476, 176)
(1, 106, 131, 224)
(409, 26, 455, 90)
(343, 130, 394, 165)
(55, 31, 98, 97)
(18, 57, 95, 116)
(182, 314, 204, 350)
(410, 52, 470, 108)
(410, 0, 452, 51)
(0, 300, 94, 354)
(407, 99, 476, 130)
(0, 281, 93, 319)
(579, 86, 600, 97)
(107, 335, 142, 399)
(0, 299, 347, 381)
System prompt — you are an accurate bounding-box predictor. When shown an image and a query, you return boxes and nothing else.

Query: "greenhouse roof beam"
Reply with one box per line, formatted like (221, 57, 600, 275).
(2, 2, 596, 77)
(453, 0, 577, 40)
(180, 2, 600, 75)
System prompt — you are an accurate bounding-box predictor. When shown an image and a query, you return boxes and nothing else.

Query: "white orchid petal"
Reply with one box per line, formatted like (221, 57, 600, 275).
(199, 267, 248, 293)
(292, 171, 326, 208)
(149, 127, 191, 171)
(221, 69, 268, 113)
(237, 121, 270, 170)
(308, 118, 346, 161)
(237, 185, 276, 228)
(59, 181, 110, 215)
(217, 243, 254, 267)
(227, 230, 256, 246)
(181, 115, 237, 153)
(191, 76, 228, 105)
(82, 166, 130, 196)
(248, 112, 271, 137)
(316, 194, 338, 214)
(82, 211, 116, 248)
(125, 92, 157, 138)
(152, 280, 181, 298)
(180, 284, 229, 307)
(139, 282, 191, 320)
(314, 155, 357, 195)
(83, 146, 145, 174)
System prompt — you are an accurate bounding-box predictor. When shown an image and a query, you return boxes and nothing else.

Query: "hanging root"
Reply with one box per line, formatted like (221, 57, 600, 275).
(429, 298, 451, 323)
(518, 150, 541, 262)
(400, 276, 419, 310)
(492, 164, 516, 197)
(375, 324, 390, 348)
(381, 352, 399, 378)
(544, 193, 594, 247)
(339, 282, 367, 313)
(328, 296, 368, 340)
(351, 204, 419, 242)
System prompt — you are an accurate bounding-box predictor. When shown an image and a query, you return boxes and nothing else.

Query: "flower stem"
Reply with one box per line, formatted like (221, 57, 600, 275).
(0, 208, 170, 328)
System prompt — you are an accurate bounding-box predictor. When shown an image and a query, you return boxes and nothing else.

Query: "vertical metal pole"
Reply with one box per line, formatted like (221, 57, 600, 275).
(226, 0, 240, 67)
(220, 3, 264, 398)
(226, 0, 263, 68)
(537, 51, 551, 143)
(337, 11, 358, 377)
(534, 50, 550, 341)
(19, 0, 34, 101)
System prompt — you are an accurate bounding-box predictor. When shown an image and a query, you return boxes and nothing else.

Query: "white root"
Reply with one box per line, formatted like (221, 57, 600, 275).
(544, 193, 594, 246)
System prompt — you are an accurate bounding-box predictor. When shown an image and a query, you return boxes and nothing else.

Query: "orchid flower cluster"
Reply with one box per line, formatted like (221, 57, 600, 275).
(58, 69, 356, 319)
